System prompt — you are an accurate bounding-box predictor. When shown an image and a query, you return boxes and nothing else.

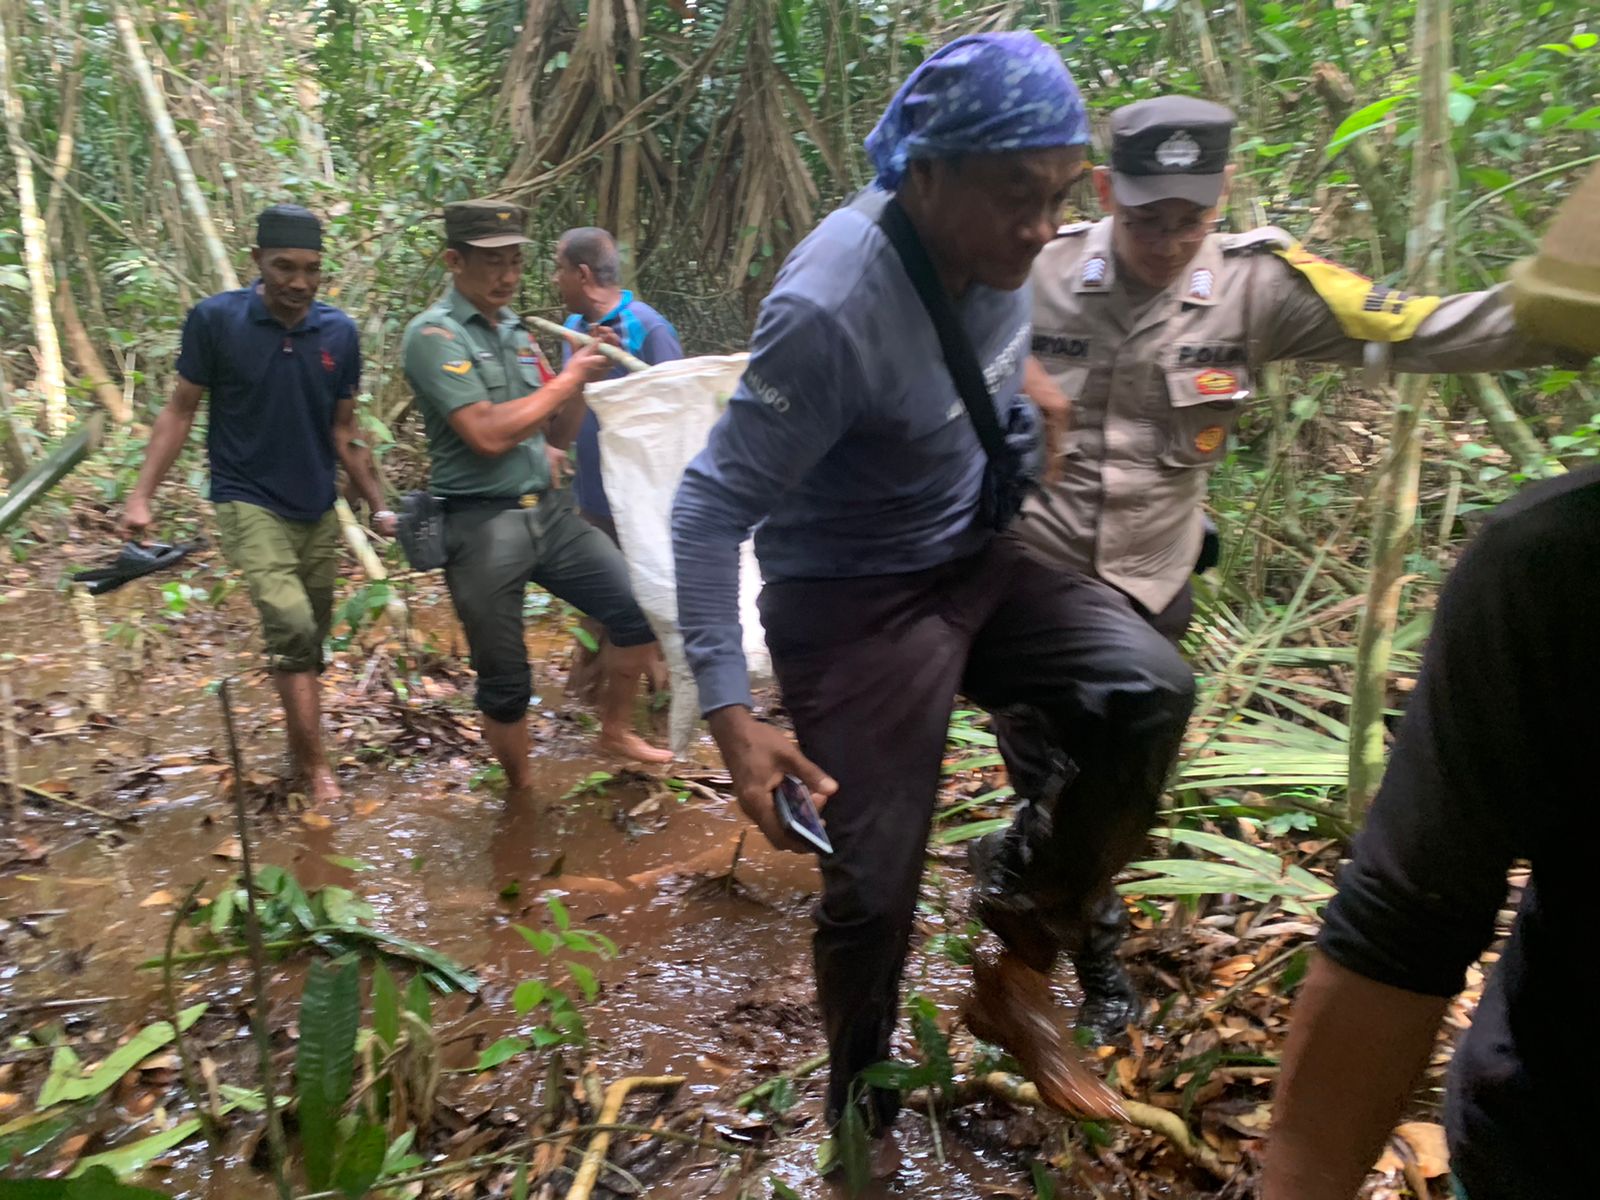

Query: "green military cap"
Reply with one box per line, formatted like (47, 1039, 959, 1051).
(443, 199, 532, 248)
(1109, 96, 1235, 208)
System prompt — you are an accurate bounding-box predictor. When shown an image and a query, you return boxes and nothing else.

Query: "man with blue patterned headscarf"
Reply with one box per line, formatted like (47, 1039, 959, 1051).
(673, 32, 1195, 1141)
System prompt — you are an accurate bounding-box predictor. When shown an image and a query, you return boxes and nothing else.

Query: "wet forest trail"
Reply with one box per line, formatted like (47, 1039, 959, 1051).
(0, 505, 1472, 1199)
(0, 515, 1093, 1199)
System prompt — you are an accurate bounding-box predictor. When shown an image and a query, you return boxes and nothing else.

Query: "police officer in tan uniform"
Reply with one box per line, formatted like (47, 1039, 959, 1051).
(1021, 95, 1564, 633)
(973, 96, 1577, 1043)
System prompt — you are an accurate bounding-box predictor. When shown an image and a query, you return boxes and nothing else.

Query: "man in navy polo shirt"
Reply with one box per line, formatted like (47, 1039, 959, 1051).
(121, 205, 390, 806)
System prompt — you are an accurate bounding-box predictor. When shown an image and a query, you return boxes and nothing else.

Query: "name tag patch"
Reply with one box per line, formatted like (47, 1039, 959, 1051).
(1032, 334, 1092, 358)
(1177, 343, 1247, 366)
(1195, 369, 1240, 397)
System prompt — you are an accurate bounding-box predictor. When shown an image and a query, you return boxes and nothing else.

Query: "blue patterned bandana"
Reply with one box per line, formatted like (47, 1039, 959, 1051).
(865, 32, 1090, 190)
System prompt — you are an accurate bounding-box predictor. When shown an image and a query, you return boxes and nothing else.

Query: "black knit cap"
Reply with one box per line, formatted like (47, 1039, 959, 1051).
(256, 204, 324, 251)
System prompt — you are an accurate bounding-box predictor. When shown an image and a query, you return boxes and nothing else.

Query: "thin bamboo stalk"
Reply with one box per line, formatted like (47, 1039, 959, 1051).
(0, 3, 69, 436)
(112, 2, 239, 292)
(1347, 0, 1453, 820)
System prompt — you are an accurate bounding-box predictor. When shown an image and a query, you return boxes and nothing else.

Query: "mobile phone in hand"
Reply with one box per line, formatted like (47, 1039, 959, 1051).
(774, 774, 833, 855)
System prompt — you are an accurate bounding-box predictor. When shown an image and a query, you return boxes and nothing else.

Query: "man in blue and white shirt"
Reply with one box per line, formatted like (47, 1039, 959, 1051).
(553, 226, 685, 535)
(672, 33, 1196, 1129)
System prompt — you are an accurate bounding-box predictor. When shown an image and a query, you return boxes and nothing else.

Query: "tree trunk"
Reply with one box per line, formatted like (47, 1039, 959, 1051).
(1347, 0, 1453, 821)
(112, 1, 239, 291)
(0, 2, 70, 436)
(43, 51, 129, 424)
(614, 0, 643, 286)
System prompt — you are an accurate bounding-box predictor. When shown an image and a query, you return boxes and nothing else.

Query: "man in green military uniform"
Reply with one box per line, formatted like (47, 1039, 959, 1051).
(977, 95, 1585, 1042)
(401, 200, 672, 781)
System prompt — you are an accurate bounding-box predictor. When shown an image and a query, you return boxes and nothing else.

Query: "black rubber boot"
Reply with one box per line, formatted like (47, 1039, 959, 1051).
(968, 823, 1061, 974)
(1068, 896, 1139, 1044)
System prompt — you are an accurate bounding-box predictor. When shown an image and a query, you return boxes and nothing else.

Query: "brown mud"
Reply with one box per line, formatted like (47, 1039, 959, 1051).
(2, 536, 1156, 1200)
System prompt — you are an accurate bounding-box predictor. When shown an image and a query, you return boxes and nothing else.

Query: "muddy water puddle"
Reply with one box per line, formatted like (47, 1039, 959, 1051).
(2, 568, 1069, 1198)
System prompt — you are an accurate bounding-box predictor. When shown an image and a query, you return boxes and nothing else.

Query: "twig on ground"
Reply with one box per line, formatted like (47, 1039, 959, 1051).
(164, 879, 222, 1154)
(954, 1071, 1231, 1179)
(219, 679, 290, 1200)
(294, 1120, 743, 1200)
(567, 1076, 687, 1200)
(2, 776, 123, 821)
(3, 676, 18, 825)
(736, 1052, 829, 1109)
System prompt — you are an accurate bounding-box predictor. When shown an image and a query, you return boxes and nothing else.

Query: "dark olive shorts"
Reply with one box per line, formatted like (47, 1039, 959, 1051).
(443, 491, 655, 722)
(214, 501, 339, 674)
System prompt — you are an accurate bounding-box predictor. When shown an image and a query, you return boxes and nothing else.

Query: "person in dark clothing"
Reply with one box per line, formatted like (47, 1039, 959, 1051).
(671, 33, 1194, 1130)
(1263, 466, 1598, 1200)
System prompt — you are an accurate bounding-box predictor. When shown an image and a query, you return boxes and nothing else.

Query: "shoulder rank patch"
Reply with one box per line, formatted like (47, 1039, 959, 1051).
(1221, 226, 1296, 255)
(420, 325, 455, 340)
(1188, 268, 1214, 300)
(441, 359, 472, 376)
(1082, 256, 1108, 287)
(1274, 242, 1442, 342)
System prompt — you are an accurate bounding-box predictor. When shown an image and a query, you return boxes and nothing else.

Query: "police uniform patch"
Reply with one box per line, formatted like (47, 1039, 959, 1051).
(1195, 369, 1239, 397)
(441, 360, 472, 375)
(1188, 268, 1214, 300)
(1194, 425, 1226, 453)
(1082, 256, 1108, 286)
(517, 353, 537, 366)
(420, 326, 455, 340)
(1275, 242, 1443, 341)
(1155, 131, 1202, 169)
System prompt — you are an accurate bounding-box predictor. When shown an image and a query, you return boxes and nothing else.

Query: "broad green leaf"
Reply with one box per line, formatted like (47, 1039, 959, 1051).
(567, 962, 599, 1003)
(857, 1059, 931, 1090)
(770, 1178, 802, 1200)
(931, 817, 1010, 845)
(403, 974, 433, 1025)
(836, 1102, 870, 1194)
(472, 1037, 528, 1071)
(1326, 95, 1405, 155)
(38, 1004, 208, 1108)
(0, 1111, 75, 1168)
(908, 994, 954, 1095)
(546, 895, 571, 932)
(371, 962, 400, 1052)
(69, 1120, 202, 1178)
(297, 957, 362, 1189)
(7, 1164, 177, 1197)
(331, 1121, 387, 1198)
(512, 980, 548, 1015)
(515, 924, 558, 955)
(208, 888, 237, 936)
(1448, 92, 1477, 124)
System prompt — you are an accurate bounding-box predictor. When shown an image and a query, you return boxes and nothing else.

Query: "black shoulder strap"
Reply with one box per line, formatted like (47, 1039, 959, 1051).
(875, 198, 1007, 464)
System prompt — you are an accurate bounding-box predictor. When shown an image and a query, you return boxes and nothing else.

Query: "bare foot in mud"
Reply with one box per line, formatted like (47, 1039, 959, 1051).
(598, 729, 674, 765)
(306, 767, 342, 807)
(963, 951, 1127, 1121)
